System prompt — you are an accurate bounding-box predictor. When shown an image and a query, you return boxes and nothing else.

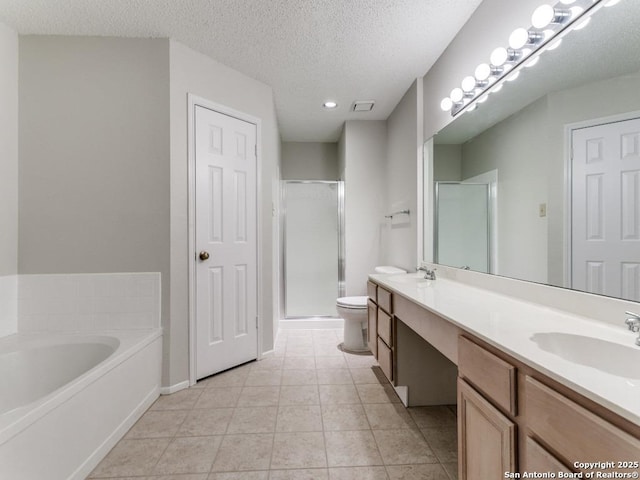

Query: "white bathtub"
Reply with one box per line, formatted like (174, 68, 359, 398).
(0, 329, 162, 480)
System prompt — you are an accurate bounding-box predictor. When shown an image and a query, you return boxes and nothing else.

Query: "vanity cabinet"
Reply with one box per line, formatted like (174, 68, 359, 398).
(523, 376, 640, 476)
(458, 336, 517, 480)
(457, 335, 640, 479)
(366, 282, 378, 356)
(368, 277, 640, 480)
(366, 281, 395, 382)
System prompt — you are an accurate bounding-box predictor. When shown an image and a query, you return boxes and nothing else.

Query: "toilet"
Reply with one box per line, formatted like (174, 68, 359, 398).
(337, 266, 407, 353)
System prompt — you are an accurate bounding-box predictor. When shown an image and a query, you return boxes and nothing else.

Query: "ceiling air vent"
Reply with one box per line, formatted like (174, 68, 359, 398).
(352, 101, 375, 112)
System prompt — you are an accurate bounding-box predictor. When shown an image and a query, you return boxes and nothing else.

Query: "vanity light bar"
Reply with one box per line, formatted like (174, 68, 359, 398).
(440, 0, 616, 117)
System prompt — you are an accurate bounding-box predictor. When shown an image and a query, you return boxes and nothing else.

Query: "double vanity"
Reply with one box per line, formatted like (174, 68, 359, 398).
(367, 270, 640, 480)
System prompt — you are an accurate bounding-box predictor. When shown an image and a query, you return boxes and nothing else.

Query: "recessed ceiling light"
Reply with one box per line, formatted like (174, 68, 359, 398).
(323, 101, 338, 109)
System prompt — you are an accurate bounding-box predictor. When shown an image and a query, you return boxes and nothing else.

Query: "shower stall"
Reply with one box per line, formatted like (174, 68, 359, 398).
(282, 181, 345, 318)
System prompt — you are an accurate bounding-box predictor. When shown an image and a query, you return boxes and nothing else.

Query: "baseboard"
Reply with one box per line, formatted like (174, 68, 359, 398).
(280, 318, 344, 329)
(160, 380, 190, 395)
(71, 385, 159, 480)
(260, 348, 275, 358)
(393, 385, 409, 407)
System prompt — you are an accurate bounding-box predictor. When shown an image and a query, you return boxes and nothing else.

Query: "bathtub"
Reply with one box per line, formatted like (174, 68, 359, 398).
(0, 329, 162, 480)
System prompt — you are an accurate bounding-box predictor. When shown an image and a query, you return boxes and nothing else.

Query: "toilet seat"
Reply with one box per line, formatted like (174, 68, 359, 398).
(336, 296, 368, 309)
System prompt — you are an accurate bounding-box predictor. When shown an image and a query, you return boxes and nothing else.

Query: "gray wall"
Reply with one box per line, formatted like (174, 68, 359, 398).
(0, 21, 18, 337)
(281, 142, 338, 180)
(433, 145, 462, 181)
(169, 40, 280, 386)
(341, 120, 387, 295)
(19, 36, 170, 278)
(461, 97, 549, 283)
(383, 80, 419, 272)
(17, 36, 281, 389)
(18, 37, 171, 364)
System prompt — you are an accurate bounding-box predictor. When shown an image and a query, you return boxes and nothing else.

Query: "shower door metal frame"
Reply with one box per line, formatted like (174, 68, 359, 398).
(281, 180, 345, 319)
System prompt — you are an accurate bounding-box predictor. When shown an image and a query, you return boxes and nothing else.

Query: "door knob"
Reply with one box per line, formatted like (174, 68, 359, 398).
(199, 251, 210, 261)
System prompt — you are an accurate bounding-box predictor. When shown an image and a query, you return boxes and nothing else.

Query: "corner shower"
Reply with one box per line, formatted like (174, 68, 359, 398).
(281, 181, 345, 319)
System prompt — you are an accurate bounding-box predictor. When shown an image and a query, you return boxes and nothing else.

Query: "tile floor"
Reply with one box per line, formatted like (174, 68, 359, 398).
(89, 328, 458, 480)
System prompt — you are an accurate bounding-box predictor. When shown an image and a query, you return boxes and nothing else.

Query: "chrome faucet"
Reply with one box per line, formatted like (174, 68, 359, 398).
(417, 266, 436, 280)
(624, 311, 640, 346)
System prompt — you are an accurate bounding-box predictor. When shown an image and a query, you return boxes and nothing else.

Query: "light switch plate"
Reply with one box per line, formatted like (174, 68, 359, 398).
(539, 203, 547, 217)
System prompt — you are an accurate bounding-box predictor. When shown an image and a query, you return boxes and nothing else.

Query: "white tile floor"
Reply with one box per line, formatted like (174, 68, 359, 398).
(89, 328, 458, 480)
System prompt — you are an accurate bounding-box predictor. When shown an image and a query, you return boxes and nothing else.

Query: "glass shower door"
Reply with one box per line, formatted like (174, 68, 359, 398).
(283, 181, 343, 317)
(435, 182, 490, 273)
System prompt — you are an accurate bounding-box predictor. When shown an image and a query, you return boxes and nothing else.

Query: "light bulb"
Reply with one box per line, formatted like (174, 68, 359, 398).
(570, 6, 584, 17)
(475, 63, 491, 81)
(490, 47, 509, 66)
(477, 95, 489, 104)
(440, 97, 453, 111)
(491, 83, 503, 94)
(524, 56, 540, 68)
(605, 0, 621, 6)
(509, 28, 529, 50)
(323, 101, 337, 109)
(461, 76, 477, 92)
(467, 103, 478, 112)
(532, 4, 556, 29)
(450, 88, 464, 103)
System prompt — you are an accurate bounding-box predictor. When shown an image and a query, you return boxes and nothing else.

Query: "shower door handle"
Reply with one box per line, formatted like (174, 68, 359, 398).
(199, 251, 210, 261)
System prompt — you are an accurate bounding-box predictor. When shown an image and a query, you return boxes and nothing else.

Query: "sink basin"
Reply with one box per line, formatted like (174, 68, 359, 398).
(530, 332, 640, 379)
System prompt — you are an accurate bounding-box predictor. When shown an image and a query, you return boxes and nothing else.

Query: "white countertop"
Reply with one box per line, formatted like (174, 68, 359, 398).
(369, 273, 640, 426)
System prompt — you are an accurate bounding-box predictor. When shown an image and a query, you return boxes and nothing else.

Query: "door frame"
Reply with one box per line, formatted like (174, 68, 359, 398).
(187, 94, 263, 386)
(563, 109, 640, 289)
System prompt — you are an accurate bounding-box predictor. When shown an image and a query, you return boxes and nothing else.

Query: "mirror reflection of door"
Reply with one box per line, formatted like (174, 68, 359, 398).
(571, 116, 640, 301)
(435, 182, 491, 273)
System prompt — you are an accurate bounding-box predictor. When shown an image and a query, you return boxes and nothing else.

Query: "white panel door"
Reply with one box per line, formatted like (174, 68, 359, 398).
(195, 105, 257, 379)
(572, 117, 640, 301)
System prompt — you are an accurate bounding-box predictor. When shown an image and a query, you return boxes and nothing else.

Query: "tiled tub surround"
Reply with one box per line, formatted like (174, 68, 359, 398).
(18, 272, 161, 332)
(1, 273, 163, 480)
(0, 274, 18, 337)
(90, 329, 459, 480)
(370, 269, 640, 425)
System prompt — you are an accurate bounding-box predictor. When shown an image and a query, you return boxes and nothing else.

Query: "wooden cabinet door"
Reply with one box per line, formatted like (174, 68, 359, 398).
(522, 436, 573, 475)
(367, 300, 377, 358)
(458, 378, 516, 480)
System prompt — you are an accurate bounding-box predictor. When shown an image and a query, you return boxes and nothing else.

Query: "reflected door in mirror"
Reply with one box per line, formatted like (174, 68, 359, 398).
(571, 116, 640, 301)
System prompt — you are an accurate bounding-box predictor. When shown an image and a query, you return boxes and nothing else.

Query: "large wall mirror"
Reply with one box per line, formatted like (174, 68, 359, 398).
(426, 0, 640, 302)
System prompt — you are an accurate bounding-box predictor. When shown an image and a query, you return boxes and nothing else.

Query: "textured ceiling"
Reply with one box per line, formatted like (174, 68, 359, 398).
(0, 0, 483, 141)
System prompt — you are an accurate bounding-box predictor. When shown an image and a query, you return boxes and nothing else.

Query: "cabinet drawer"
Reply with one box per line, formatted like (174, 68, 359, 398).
(377, 337, 393, 382)
(367, 300, 377, 357)
(458, 336, 516, 415)
(525, 376, 640, 473)
(377, 309, 392, 346)
(377, 286, 392, 314)
(367, 281, 377, 303)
